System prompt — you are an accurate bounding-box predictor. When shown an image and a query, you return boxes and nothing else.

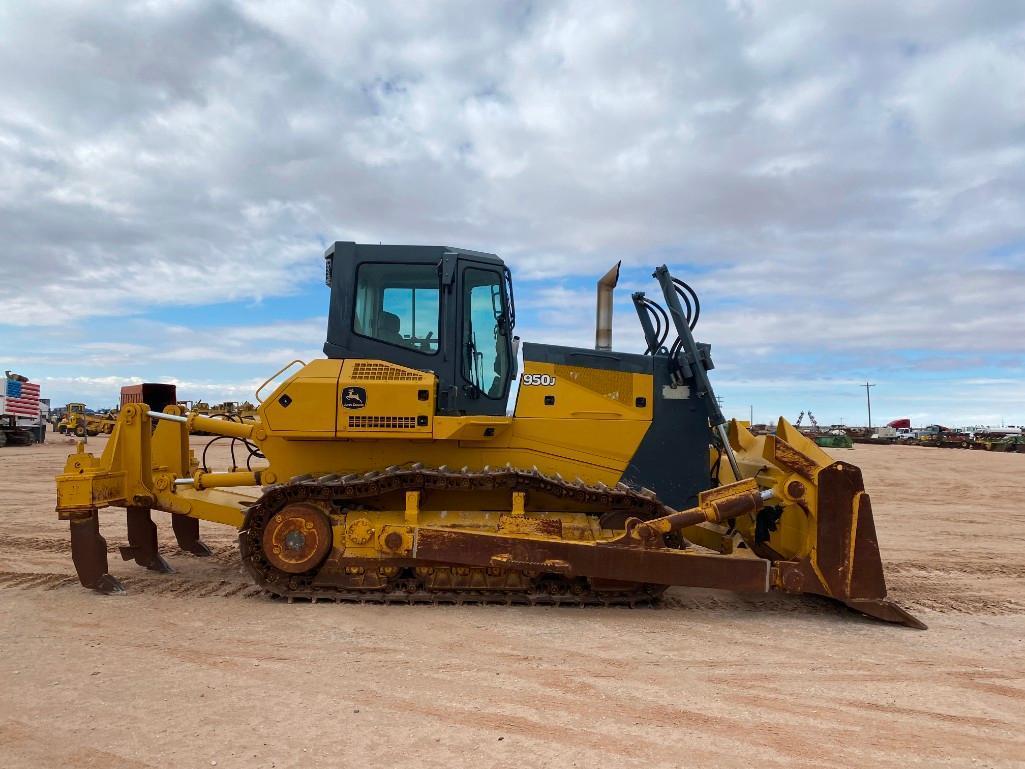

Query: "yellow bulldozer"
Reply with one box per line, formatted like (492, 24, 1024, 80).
(55, 241, 923, 628)
(56, 402, 117, 437)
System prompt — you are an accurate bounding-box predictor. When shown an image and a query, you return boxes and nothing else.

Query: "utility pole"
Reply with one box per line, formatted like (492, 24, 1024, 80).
(749, 404, 753, 425)
(861, 382, 875, 429)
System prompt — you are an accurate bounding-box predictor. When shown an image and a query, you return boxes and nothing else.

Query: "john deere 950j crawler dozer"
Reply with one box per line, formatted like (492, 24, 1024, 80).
(55, 242, 923, 628)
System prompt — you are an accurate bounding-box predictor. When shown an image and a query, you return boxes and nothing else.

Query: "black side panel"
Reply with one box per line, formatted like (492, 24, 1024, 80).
(621, 357, 713, 510)
(521, 342, 653, 374)
(524, 341, 713, 510)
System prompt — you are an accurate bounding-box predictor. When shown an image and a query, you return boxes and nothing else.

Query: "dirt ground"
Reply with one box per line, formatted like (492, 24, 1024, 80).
(1, 437, 1023, 768)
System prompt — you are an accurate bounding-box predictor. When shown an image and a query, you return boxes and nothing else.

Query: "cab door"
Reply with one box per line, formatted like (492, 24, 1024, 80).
(453, 262, 513, 415)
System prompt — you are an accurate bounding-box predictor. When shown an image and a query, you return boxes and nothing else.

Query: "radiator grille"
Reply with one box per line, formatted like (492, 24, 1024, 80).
(351, 362, 424, 382)
(553, 365, 633, 406)
(348, 415, 418, 430)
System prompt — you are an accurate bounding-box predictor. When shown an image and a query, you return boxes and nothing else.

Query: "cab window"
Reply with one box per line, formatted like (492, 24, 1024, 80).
(353, 263, 440, 354)
(461, 268, 510, 398)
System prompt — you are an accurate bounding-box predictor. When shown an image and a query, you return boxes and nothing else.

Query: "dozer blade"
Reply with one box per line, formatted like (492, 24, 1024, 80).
(727, 419, 925, 629)
(772, 462, 925, 629)
(846, 598, 927, 629)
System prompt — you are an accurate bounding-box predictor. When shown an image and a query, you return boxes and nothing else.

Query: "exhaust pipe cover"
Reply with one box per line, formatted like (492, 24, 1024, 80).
(595, 261, 621, 351)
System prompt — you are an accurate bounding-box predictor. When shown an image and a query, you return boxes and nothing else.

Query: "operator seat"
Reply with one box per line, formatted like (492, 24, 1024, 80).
(490, 333, 507, 397)
(379, 311, 406, 346)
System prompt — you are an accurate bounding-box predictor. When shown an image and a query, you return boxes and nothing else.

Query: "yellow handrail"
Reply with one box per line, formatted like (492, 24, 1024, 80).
(255, 359, 306, 403)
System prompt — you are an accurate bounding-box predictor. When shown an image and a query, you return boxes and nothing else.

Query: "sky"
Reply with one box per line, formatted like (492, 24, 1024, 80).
(1, 1, 1023, 427)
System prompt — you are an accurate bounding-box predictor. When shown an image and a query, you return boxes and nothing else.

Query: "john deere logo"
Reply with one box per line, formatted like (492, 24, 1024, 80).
(341, 386, 367, 410)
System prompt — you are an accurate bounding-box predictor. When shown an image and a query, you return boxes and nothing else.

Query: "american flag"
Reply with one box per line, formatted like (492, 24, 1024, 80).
(3, 378, 41, 417)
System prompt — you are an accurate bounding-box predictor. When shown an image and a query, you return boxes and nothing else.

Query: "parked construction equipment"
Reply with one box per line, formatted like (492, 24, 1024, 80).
(56, 403, 88, 436)
(970, 429, 1023, 452)
(184, 400, 259, 435)
(793, 410, 820, 431)
(122, 383, 177, 412)
(794, 410, 852, 449)
(56, 403, 117, 437)
(215, 401, 258, 421)
(990, 434, 1025, 453)
(813, 432, 854, 450)
(919, 430, 978, 449)
(54, 241, 923, 628)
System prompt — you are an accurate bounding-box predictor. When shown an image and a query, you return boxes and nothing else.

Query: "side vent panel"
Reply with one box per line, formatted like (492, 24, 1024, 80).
(348, 415, 418, 430)
(351, 362, 424, 382)
(553, 364, 634, 406)
(337, 360, 436, 435)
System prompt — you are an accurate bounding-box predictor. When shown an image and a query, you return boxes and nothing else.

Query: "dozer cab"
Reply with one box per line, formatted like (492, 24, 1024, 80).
(55, 242, 923, 628)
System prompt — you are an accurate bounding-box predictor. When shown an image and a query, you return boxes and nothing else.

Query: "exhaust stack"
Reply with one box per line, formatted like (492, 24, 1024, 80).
(595, 261, 621, 351)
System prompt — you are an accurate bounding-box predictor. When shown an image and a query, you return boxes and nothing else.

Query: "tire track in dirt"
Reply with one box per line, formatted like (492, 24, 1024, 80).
(0, 570, 258, 598)
(0, 534, 73, 553)
(886, 578, 1025, 615)
(668, 585, 1025, 617)
(887, 559, 1025, 578)
(660, 592, 846, 616)
(2, 539, 1020, 615)
(0, 534, 240, 563)
(0, 567, 1020, 616)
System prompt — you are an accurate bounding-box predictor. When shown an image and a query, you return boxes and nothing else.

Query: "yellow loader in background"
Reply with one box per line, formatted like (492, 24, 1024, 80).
(55, 241, 923, 628)
(57, 403, 116, 437)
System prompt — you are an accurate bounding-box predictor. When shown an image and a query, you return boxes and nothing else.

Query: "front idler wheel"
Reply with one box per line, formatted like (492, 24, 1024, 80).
(261, 503, 333, 575)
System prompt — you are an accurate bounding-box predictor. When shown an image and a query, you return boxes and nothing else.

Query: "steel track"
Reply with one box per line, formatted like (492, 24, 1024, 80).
(239, 464, 675, 606)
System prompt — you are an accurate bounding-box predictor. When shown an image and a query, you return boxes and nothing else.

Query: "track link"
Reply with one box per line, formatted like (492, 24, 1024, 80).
(239, 465, 674, 606)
